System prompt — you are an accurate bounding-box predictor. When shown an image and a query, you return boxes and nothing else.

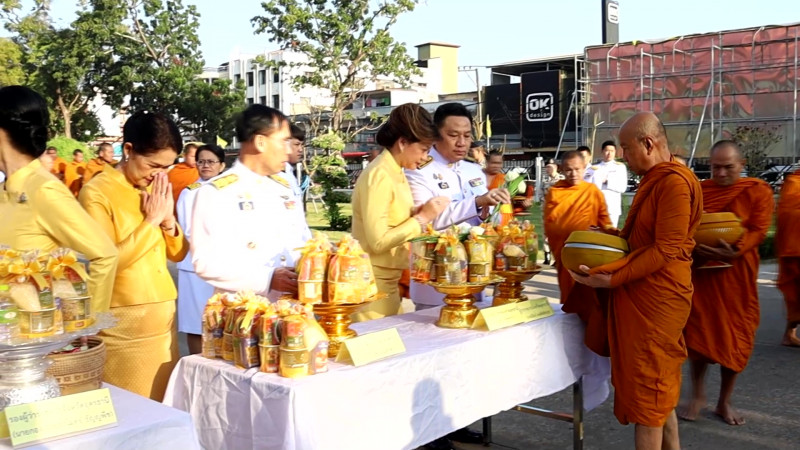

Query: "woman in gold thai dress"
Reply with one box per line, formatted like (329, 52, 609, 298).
(80, 112, 188, 401)
(351, 104, 450, 321)
(0, 85, 118, 313)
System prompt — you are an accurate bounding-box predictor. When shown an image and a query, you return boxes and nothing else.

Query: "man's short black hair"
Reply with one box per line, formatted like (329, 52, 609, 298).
(433, 103, 473, 129)
(290, 123, 306, 142)
(576, 145, 591, 153)
(235, 104, 288, 143)
(73, 149, 83, 155)
(600, 140, 616, 150)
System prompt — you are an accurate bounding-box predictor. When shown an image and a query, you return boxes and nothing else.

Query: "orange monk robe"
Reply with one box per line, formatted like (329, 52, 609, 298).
(685, 178, 772, 372)
(589, 161, 702, 427)
(776, 170, 800, 325)
(544, 180, 611, 303)
(63, 161, 86, 197)
(544, 181, 611, 355)
(487, 172, 504, 190)
(83, 158, 108, 183)
(167, 163, 199, 205)
(51, 156, 67, 179)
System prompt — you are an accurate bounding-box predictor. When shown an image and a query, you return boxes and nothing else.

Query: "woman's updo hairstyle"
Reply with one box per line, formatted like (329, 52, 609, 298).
(375, 103, 439, 149)
(0, 86, 50, 158)
(123, 111, 183, 156)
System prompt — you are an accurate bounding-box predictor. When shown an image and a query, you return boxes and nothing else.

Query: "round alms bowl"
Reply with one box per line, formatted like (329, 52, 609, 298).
(560, 231, 629, 273)
(694, 212, 744, 247)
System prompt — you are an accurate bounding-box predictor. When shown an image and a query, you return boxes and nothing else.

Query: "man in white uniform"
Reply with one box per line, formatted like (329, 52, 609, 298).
(191, 105, 311, 299)
(585, 140, 628, 227)
(405, 103, 508, 449)
(281, 123, 304, 202)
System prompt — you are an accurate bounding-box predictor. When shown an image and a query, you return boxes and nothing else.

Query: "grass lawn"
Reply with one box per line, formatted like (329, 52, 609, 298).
(304, 203, 352, 242)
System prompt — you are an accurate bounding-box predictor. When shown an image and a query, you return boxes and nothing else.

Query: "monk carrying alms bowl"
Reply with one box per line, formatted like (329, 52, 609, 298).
(560, 230, 629, 272)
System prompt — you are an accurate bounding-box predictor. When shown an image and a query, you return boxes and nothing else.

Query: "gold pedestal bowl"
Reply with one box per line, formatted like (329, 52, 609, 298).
(427, 278, 501, 329)
(313, 295, 380, 358)
(492, 267, 543, 306)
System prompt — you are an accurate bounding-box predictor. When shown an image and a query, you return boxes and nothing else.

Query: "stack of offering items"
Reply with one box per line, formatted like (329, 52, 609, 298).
(0, 246, 94, 342)
(409, 219, 540, 284)
(202, 293, 330, 378)
(294, 233, 378, 305)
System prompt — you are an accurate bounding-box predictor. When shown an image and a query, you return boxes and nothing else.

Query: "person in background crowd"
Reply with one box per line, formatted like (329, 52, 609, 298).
(80, 111, 189, 401)
(350, 103, 449, 322)
(680, 140, 773, 426)
(176, 144, 226, 355)
(540, 159, 563, 266)
(37, 146, 55, 172)
(405, 102, 503, 447)
(0, 85, 118, 315)
(83, 142, 116, 183)
(467, 141, 486, 167)
(63, 149, 86, 197)
(673, 154, 688, 167)
(577, 145, 592, 169)
(191, 105, 311, 299)
(168, 142, 199, 205)
(776, 164, 800, 347)
(585, 140, 628, 227)
(281, 123, 304, 203)
(44, 146, 66, 180)
(485, 150, 505, 190)
(544, 150, 612, 355)
(571, 112, 702, 450)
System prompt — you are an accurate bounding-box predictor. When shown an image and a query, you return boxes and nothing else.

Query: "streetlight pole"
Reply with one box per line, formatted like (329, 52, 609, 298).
(458, 65, 485, 136)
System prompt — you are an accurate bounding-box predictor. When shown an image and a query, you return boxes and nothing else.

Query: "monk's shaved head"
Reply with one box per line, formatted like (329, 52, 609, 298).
(618, 112, 672, 175)
(710, 140, 745, 186)
(560, 150, 586, 186)
(710, 140, 744, 160)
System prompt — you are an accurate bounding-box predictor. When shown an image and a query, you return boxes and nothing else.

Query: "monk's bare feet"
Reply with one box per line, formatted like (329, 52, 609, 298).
(782, 329, 800, 347)
(715, 402, 745, 425)
(678, 396, 706, 421)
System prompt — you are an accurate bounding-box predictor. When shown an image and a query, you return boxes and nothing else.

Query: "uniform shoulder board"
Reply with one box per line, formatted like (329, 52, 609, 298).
(268, 175, 290, 189)
(211, 174, 239, 189)
(418, 157, 434, 169)
(187, 182, 202, 190)
(590, 165, 599, 170)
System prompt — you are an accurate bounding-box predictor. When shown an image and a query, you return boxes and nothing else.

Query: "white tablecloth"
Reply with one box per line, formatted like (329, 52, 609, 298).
(164, 303, 610, 450)
(1, 384, 200, 450)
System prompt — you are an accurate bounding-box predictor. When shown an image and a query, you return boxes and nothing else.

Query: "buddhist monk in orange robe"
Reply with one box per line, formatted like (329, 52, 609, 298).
(679, 141, 773, 426)
(777, 168, 800, 347)
(63, 149, 86, 197)
(571, 112, 702, 450)
(544, 150, 612, 354)
(83, 142, 116, 183)
(167, 143, 199, 205)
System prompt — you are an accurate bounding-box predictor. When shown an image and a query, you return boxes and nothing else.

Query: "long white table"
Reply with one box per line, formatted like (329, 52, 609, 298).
(1, 384, 200, 450)
(163, 303, 610, 450)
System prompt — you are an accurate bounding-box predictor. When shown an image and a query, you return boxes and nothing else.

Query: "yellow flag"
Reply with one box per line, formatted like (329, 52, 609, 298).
(216, 135, 228, 148)
(486, 115, 492, 139)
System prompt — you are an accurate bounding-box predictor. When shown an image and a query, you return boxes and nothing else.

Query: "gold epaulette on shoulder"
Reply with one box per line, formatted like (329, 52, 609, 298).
(590, 165, 599, 170)
(211, 174, 238, 189)
(187, 182, 202, 190)
(418, 157, 433, 169)
(268, 175, 290, 188)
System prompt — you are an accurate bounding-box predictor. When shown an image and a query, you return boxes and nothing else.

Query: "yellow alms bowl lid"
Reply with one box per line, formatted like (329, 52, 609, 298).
(700, 212, 741, 224)
(565, 231, 629, 252)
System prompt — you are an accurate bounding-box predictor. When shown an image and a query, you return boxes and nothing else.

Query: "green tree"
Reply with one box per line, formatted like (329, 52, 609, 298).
(0, 37, 24, 86)
(307, 132, 351, 231)
(251, 0, 421, 137)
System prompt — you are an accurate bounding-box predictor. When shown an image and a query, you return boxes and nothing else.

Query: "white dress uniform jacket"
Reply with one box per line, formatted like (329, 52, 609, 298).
(175, 178, 214, 334)
(405, 148, 489, 306)
(191, 160, 312, 300)
(585, 160, 628, 227)
(281, 162, 303, 201)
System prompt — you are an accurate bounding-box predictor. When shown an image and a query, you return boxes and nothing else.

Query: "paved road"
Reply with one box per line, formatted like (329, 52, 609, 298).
(170, 262, 800, 449)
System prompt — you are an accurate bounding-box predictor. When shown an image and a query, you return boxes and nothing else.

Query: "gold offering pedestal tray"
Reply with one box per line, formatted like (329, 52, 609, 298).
(313, 294, 383, 358)
(0, 312, 116, 411)
(492, 266, 544, 307)
(426, 278, 503, 329)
